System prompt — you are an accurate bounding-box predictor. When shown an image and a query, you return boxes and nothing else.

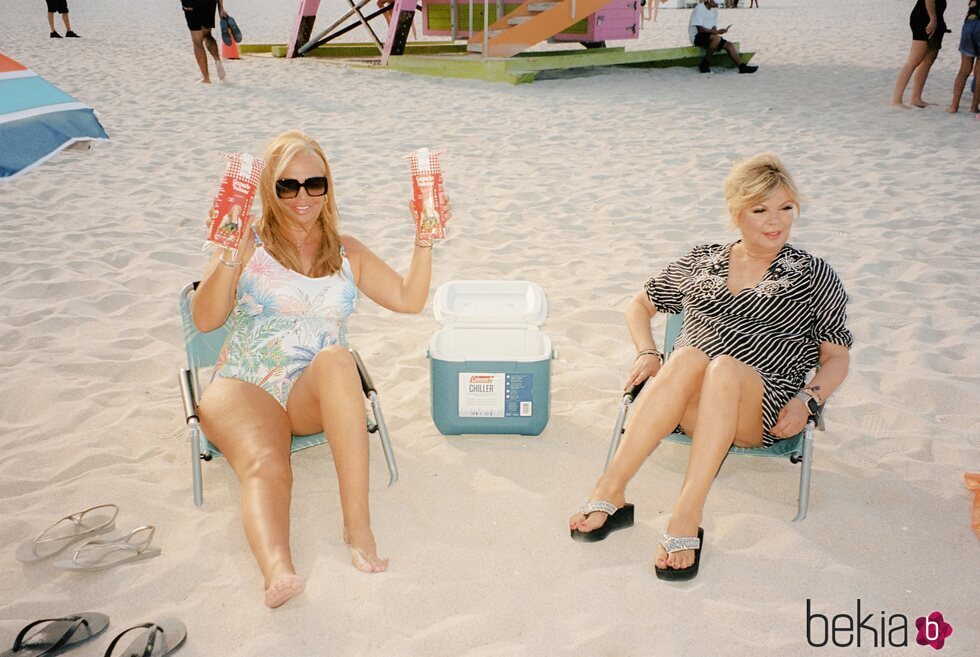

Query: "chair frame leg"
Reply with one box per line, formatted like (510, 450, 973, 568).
(180, 368, 206, 507)
(604, 395, 633, 470)
(190, 419, 204, 508)
(369, 391, 398, 487)
(792, 423, 815, 522)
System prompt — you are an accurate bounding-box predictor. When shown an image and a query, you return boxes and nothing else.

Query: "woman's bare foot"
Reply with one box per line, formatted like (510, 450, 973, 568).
(344, 526, 388, 573)
(910, 99, 931, 108)
(654, 502, 702, 572)
(568, 480, 626, 534)
(215, 59, 226, 81)
(889, 100, 911, 109)
(199, 77, 211, 84)
(265, 573, 305, 608)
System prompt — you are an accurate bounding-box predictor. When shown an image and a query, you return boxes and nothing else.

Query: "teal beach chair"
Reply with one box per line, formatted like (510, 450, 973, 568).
(604, 312, 822, 521)
(178, 281, 398, 507)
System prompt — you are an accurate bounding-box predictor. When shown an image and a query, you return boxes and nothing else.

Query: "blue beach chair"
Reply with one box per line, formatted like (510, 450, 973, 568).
(178, 281, 398, 507)
(604, 312, 822, 521)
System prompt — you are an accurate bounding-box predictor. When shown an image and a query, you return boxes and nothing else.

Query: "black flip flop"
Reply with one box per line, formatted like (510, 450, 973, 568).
(570, 501, 635, 542)
(103, 620, 186, 657)
(219, 16, 242, 46)
(655, 527, 704, 581)
(1, 612, 109, 657)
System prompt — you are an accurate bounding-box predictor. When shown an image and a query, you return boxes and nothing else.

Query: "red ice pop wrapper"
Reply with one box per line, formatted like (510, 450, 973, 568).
(205, 152, 265, 251)
(405, 147, 449, 241)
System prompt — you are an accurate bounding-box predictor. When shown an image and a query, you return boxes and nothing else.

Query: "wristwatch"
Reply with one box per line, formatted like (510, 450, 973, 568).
(794, 390, 821, 416)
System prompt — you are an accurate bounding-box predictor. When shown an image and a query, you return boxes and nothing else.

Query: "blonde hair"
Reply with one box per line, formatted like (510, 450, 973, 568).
(257, 130, 342, 277)
(723, 152, 803, 225)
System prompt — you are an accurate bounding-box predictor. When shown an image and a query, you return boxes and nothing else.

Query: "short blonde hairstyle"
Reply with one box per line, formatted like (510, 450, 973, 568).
(257, 130, 342, 277)
(723, 152, 803, 225)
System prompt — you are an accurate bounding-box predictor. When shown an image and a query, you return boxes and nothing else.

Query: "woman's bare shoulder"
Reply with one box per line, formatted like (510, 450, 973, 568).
(339, 233, 369, 254)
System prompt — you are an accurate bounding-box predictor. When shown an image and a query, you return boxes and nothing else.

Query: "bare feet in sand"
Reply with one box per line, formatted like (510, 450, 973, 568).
(265, 573, 305, 608)
(344, 526, 388, 573)
(889, 101, 912, 109)
(910, 99, 931, 108)
(215, 60, 226, 82)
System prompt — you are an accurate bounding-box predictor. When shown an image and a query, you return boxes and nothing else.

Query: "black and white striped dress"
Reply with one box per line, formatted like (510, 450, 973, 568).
(644, 242, 853, 445)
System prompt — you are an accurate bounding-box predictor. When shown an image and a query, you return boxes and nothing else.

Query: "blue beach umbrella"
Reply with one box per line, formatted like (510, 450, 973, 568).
(0, 52, 109, 180)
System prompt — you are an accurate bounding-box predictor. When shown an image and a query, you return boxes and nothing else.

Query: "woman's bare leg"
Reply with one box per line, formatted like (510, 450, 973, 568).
(201, 29, 225, 80)
(655, 356, 765, 571)
(288, 347, 388, 573)
(948, 56, 974, 112)
(199, 378, 303, 608)
(971, 57, 980, 113)
(569, 347, 710, 534)
(910, 46, 940, 107)
(891, 41, 932, 107)
(189, 30, 211, 82)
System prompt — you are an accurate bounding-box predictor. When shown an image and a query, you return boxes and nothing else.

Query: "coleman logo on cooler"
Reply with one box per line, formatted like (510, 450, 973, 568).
(468, 375, 495, 392)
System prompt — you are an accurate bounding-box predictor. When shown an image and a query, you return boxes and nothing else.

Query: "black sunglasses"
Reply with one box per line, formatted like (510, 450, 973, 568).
(275, 176, 329, 199)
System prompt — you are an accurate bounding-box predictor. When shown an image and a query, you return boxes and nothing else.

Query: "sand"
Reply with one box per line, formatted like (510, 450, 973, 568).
(0, 0, 977, 655)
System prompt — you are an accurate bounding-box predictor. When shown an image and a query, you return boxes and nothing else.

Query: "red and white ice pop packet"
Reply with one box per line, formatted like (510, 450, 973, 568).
(205, 152, 265, 251)
(405, 147, 449, 241)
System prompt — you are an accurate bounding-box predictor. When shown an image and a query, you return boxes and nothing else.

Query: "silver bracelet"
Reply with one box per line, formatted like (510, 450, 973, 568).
(636, 348, 664, 364)
(218, 253, 241, 268)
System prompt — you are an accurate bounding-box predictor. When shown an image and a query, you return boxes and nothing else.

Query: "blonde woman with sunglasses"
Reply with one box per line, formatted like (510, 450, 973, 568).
(192, 131, 439, 608)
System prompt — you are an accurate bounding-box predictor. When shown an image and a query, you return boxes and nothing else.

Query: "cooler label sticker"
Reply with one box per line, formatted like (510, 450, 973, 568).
(459, 373, 505, 418)
(458, 373, 534, 418)
(505, 373, 533, 417)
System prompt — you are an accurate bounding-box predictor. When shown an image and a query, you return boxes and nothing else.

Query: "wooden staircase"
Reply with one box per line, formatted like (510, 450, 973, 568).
(467, 0, 617, 58)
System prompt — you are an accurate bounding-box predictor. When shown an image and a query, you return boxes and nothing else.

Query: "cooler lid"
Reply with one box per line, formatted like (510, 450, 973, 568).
(433, 280, 547, 328)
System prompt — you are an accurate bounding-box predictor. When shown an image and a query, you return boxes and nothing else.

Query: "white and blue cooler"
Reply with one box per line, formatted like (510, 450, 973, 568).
(428, 280, 553, 436)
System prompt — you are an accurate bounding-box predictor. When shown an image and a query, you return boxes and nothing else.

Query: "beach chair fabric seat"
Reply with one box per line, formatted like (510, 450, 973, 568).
(604, 312, 820, 521)
(178, 281, 398, 507)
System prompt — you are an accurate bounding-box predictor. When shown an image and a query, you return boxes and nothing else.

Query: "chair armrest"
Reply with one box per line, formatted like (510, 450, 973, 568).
(349, 349, 376, 397)
(808, 402, 826, 431)
(625, 379, 647, 402)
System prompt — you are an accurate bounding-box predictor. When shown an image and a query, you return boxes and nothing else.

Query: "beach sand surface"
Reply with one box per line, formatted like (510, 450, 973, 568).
(0, 1, 977, 655)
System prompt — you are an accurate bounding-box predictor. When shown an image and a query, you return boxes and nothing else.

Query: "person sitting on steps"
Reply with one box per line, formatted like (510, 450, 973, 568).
(689, 0, 757, 74)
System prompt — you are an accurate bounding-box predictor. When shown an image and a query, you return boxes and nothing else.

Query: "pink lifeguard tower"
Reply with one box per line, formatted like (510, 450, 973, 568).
(282, 0, 752, 83)
(421, 0, 642, 56)
(289, 0, 642, 62)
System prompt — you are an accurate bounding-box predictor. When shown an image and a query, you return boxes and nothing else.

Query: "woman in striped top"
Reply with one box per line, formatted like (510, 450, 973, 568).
(569, 153, 852, 580)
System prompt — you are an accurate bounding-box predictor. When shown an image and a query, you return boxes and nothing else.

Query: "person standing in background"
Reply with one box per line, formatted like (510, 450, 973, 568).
(181, 0, 228, 84)
(891, 0, 949, 108)
(947, 0, 979, 114)
(46, 0, 80, 38)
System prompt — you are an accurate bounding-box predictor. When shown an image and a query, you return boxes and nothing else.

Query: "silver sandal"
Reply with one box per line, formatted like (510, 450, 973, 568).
(54, 525, 161, 572)
(570, 501, 635, 542)
(655, 527, 704, 581)
(15, 504, 119, 563)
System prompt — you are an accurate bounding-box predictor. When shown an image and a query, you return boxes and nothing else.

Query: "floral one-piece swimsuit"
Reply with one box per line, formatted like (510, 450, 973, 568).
(215, 242, 358, 407)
